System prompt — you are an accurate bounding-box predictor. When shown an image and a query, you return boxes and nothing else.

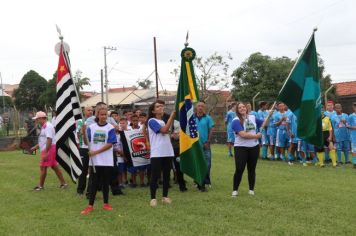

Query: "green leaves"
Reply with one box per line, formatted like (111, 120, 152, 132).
(232, 53, 295, 102)
(13, 70, 48, 110)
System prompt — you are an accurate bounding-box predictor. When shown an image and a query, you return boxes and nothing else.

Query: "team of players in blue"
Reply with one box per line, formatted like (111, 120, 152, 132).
(226, 101, 356, 168)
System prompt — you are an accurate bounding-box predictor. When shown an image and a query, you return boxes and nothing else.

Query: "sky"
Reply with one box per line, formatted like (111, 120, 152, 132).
(0, 0, 355, 92)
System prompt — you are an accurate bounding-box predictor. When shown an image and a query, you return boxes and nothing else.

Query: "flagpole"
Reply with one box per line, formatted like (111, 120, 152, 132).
(261, 28, 318, 129)
(56, 26, 96, 173)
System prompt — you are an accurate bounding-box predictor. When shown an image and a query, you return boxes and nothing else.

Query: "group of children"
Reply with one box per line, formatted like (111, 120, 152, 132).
(78, 101, 178, 214)
(226, 101, 356, 168)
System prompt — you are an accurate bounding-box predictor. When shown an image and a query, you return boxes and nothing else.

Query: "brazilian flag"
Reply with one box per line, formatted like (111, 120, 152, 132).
(277, 32, 323, 147)
(175, 47, 207, 186)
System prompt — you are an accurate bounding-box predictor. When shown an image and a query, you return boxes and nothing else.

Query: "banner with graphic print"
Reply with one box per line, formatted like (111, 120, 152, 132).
(123, 129, 150, 167)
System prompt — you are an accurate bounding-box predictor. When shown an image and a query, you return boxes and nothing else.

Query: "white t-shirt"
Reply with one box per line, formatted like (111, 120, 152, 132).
(232, 115, 262, 147)
(38, 122, 56, 151)
(87, 122, 117, 166)
(148, 118, 174, 158)
(114, 133, 124, 163)
(51, 116, 56, 128)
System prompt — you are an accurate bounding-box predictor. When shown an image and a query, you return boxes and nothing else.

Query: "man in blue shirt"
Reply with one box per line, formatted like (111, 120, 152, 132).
(324, 101, 336, 118)
(347, 102, 356, 168)
(195, 101, 214, 192)
(225, 103, 236, 157)
(257, 101, 269, 159)
(331, 103, 350, 164)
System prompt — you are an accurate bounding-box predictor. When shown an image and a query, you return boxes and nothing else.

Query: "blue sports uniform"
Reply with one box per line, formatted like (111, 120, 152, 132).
(267, 110, 277, 145)
(331, 113, 350, 163)
(257, 110, 269, 145)
(348, 113, 356, 153)
(288, 112, 299, 144)
(324, 110, 336, 118)
(225, 111, 236, 143)
(274, 111, 291, 148)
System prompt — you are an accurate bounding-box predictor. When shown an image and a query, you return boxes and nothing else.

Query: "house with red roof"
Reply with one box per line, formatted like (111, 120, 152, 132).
(334, 81, 356, 114)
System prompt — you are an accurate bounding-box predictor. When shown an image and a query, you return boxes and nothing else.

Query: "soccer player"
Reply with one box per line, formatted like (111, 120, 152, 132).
(299, 140, 317, 166)
(324, 101, 336, 118)
(287, 112, 298, 165)
(331, 104, 350, 164)
(316, 106, 337, 167)
(347, 102, 356, 168)
(274, 103, 290, 161)
(225, 103, 236, 157)
(267, 103, 278, 160)
(257, 101, 269, 160)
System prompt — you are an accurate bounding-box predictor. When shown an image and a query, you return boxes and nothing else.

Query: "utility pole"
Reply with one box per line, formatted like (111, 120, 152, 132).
(100, 69, 104, 102)
(153, 37, 159, 99)
(104, 46, 117, 105)
(0, 72, 5, 111)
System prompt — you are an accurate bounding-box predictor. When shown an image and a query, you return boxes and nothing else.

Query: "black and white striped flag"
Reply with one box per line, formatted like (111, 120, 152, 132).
(55, 43, 83, 182)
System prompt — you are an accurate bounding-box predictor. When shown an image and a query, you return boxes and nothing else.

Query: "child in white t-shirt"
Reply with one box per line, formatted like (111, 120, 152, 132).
(30, 111, 67, 191)
(81, 106, 117, 215)
(147, 101, 175, 207)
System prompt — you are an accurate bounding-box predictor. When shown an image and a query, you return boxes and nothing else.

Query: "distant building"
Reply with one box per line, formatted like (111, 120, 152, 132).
(334, 81, 356, 114)
(3, 84, 19, 97)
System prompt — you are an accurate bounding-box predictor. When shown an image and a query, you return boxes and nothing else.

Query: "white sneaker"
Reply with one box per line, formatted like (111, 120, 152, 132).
(231, 191, 238, 197)
(248, 190, 255, 195)
(288, 161, 294, 166)
(303, 163, 308, 167)
(150, 199, 157, 207)
(161, 197, 172, 204)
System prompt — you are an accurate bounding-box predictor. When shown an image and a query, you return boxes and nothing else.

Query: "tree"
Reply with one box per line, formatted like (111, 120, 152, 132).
(195, 52, 232, 100)
(13, 70, 48, 110)
(137, 78, 152, 89)
(38, 72, 56, 109)
(73, 70, 91, 101)
(231, 52, 295, 103)
(0, 96, 13, 108)
(171, 52, 233, 100)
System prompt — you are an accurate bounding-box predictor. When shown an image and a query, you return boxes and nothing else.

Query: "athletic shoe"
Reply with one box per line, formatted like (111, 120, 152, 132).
(288, 161, 294, 166)
(231, 190, 238, 197)
(112, 189, 124, 195)
(179, 186, 188, 192)
(248, 190, 255, 196)
(129, 183, 137, 188)
(303, 163, 308, 167)
(353, 164, 356, 169)
(60, 183, 68, 189)
(150, 199, 157, 207)
(162, 197, 172, 204)
(102, 204, 113, 211)
(345, 161, 352, 164)
(33, 186, 43, 191)
(81, 206, 94, 215)
(320, 164, 325, 168)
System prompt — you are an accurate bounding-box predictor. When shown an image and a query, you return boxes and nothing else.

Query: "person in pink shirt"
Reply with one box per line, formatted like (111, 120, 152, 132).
(30, 111, 67, 191)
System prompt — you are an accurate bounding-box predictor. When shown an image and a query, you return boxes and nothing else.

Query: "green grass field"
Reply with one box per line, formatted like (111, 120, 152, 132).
(0, 145, 356, 236)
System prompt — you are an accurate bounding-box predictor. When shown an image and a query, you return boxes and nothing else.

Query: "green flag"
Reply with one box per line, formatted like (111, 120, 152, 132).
(175, 47, 208, 186)
(277, 32, 323, 147)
